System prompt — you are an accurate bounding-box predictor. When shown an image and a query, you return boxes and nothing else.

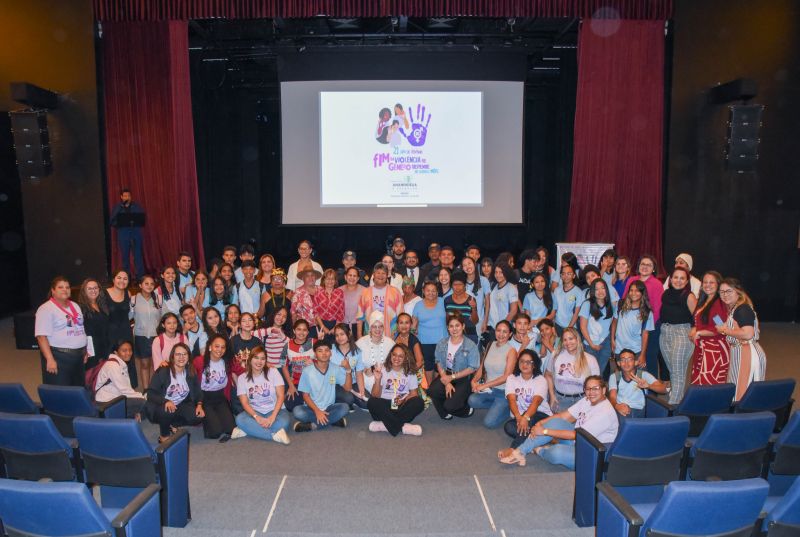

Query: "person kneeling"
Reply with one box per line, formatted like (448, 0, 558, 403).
(608, 348, 666, 418)
(498, 375, 618, 469)
(234, 345, 291, 444)
(367, 343, 425, 436)
(293, 340, 352, 432)
(145, 343, 204, 443)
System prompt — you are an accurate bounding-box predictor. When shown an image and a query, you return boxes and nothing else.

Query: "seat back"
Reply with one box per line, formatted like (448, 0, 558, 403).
(643, 478, 768, 537)
(74, 417, 157, 488)
(677, 383, 735, 436)
(735, 379, 796, 431)
(690, 411, 775, 481)
(0, 383, 38, 414)
(769, 412, 800, 495)
(0, 412, 75, 482)
(0, 477, 111, 537)
(765, 477, 800, 537)
(605, 416, 690, 487)
(38, 384, 97, 437)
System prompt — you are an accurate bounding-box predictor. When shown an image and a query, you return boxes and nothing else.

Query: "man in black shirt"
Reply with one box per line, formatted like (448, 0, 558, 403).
(109, 188, 145, 278)
(390, 237, 406, 271)
(516, 249, 539, 304)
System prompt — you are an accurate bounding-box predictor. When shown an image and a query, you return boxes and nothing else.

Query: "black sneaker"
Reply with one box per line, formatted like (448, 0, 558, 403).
(218, 433, 231, 443)
(466, 407, 475, 417)
(442, 413, 454, 420)
(332, 417, 348, 428)
(293, 422, 313, 433)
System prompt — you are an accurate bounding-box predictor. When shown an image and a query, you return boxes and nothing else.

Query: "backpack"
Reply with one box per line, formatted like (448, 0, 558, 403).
(85, 355, 125, 399)
(614, 368, 644, 387)
(158, 333, 185, 352)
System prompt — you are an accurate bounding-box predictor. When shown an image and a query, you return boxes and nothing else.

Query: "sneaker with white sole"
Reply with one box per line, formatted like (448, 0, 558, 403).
(402, 423, 422, 436)
(368, 421, 388, 433)
(272, 429, 291, 445)
(230, 427, 247, 439)
(293, 422, 313, 433)
(332, 416, 347, 428)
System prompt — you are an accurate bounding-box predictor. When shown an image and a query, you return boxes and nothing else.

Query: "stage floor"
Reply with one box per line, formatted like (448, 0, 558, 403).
(1, 317, 797, 537)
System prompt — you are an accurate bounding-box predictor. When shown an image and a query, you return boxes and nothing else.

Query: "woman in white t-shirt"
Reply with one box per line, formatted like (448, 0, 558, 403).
(356, 312, 395, 394)
(366, 343, 425, 436)
(499, 375, 618, 469)
(193, 335, 235, 441)
(234, 346, 290, 445)
(35, 276, 88, 386)
(547, 328, 600, 412)
(95, 340, 145, 419)
(501, 349, 552, 448)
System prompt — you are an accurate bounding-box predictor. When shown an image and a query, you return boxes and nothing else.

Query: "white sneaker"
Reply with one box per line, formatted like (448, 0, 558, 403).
(272, 429, 290, 445)
(230, 427, 247, 439)
(368, 421, 388, 433)
(402, 423, 422, 436)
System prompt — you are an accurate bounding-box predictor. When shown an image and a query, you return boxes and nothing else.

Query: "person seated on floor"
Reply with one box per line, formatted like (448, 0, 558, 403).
(193, 334, 235, 441)
(498, 375, 618, 469)
(467, 320, 517, 429)
(292, 340, 352, 432)
(608, 348, 666, 418)
(366, 343, 425, 436)
(502, 349, 552, 448)
(145, 342, 204, 443)
(428, 313, 481, 420)
(233, 345, 290, 445)
(94, 339, 146, 420)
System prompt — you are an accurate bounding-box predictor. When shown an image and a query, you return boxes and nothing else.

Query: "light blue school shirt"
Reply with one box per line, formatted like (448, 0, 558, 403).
(466, 276, 491, 327)
(488, 282, 518, 328)
(613, 308, 654, 353)
(579, 300, 615, 345)
(331, 345, 364, 383)
(297, 361, 347, 410)
(523, 292, 550, 320)
(413, 298, 447, 344)
(609, 370, 657, 409)
(552, 284, 584, 328)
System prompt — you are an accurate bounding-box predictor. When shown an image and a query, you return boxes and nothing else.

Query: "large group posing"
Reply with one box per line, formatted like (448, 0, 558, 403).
(34, 239, 767, 468)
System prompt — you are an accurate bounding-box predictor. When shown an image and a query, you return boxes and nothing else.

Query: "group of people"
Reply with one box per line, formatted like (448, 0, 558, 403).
(34, 239, 768, 467)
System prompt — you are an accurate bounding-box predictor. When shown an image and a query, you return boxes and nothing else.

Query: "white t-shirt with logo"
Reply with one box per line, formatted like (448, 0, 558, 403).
(505, 374, 552, 416)
(35, 300, 87, 349)
(165, 371, 190, 404)
(371, 286, 387, 313)
(446, 340, 460, 369)
(200, 359, 227, 392)
(568, 397, 619, 443)
(549, 351, 600, 396)
(378, 369, 419, 401)
(237, 367, 285, 415)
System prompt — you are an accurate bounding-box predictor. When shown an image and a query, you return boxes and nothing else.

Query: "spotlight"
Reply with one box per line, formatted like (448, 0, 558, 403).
(473, 44, 480, 52)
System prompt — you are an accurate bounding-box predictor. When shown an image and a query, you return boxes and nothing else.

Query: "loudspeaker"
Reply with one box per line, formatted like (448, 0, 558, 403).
(9, 110, 51, 178)
(13, 311, 38, 350)
(725, 104, 763, 173)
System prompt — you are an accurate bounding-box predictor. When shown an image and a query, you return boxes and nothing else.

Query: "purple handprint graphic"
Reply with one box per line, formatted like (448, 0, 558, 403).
(401, 104, 432, 147)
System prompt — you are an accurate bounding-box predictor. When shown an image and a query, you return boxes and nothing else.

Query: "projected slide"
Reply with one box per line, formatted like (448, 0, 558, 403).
(319, 91, 483, 207)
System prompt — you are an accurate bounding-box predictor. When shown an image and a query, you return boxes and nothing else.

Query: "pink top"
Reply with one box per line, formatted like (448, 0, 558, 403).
(151, 333, 185, 370)
(623, 275, 665, 322)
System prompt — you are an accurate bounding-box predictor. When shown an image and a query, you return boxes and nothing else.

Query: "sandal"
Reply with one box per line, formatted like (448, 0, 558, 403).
(499, 449, 527, 466)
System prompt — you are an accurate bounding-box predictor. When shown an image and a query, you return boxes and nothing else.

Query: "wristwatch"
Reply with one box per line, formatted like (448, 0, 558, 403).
(523, 415, 531, 421)
(543, 428, 549, 435)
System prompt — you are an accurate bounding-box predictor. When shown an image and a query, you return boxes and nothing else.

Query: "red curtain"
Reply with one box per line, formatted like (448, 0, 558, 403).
(566, 19, 664, 268)
(94, 0, 672, 21)
(103, 20, 205, 274)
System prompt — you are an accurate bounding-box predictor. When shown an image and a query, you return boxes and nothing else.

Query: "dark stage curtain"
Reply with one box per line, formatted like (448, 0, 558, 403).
(102, 21, 205, 274)
(566, 19, 664, 267)
(94, 0, 672, 21)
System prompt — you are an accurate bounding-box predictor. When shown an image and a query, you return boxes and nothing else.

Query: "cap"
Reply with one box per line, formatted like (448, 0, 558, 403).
(428, 242, 441, 251)
(342, 250, 357, 260)
(393, 237, 405, 246)
(676, 253, 693, 271)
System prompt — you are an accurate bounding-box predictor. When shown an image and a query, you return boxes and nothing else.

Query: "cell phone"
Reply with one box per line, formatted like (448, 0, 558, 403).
(713, 315, 723, 326)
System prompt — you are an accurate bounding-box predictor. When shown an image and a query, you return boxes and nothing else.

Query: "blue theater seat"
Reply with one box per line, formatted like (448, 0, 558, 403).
(596, 477, 769, 537)
(0, 477, 160, 537)
(0, 412, 79, 481)
(733, 379, 796, 432)
(38, 384, 126, 437)
(74, 416, 191, 528)
(0, 383, 39, 414)
(685, 411, 775, 481)
(573, 416, 690, 527)
(762, 477, 800, 536)
(766, 412, 800, 496)
(645, 383, 735, 437)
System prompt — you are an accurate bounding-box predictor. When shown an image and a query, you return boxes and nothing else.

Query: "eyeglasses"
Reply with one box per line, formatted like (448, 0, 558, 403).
(519, 359, 534, 365)
(584, 386, 603, 393)
(639, 262, 654, 268)
(719, 289, 736, 295)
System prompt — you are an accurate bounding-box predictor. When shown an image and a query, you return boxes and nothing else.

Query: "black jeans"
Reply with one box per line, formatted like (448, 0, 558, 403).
(503, 411, 550, 448)
(148, 399, 201, 437)
(428, 375, 472, 418)
(367, 396, 424, 436)
(41, 348, 85, 387)
(201, 390, 235, 438)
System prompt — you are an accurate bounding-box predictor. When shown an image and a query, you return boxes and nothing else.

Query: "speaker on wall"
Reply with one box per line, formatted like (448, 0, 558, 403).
(9, 109, 52, 179)
(725, 104, 764, 173)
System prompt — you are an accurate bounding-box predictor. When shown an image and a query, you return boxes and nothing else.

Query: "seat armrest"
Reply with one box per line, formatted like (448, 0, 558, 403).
(97, 396, 127, 419)
(574, 428, 607, 527)
(154, 429, 190, 528)
(111, 483, 162, 537)
(154, 429, 189, 455)
(597, 482, 643, 537)
(645, 393, 673, 418)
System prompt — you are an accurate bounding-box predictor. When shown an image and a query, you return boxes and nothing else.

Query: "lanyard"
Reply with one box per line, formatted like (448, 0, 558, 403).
(50, 298, 79, 325)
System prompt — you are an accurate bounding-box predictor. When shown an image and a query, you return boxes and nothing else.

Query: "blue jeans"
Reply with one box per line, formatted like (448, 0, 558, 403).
(235, 409, 290, 441)
(518, 417, 576, 469)
(117, 227, 144, 278)
(467, 388, 509, 429)
(585, 336, 612, 380)
(292, 403, 349, 427)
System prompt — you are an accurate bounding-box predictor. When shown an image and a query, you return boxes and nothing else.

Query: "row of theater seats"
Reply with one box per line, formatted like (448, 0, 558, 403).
(0, 383, 191, 535)
(571, 378, 799, 532)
